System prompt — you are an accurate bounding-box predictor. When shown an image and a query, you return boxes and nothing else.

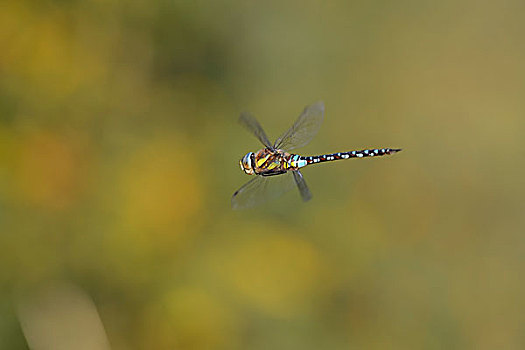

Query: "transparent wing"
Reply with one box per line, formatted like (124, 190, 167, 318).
(274, 101, 324, 151)
(231, 172, 296, 210)
(239, 112, 273, 149)
(292, 170, 312, 202)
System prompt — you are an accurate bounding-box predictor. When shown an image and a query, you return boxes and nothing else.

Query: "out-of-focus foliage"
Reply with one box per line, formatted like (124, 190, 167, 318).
(1, 0, 525, 349)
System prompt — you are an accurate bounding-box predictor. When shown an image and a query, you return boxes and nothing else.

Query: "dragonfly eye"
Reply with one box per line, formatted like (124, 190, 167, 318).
(240, 152, 255, 175)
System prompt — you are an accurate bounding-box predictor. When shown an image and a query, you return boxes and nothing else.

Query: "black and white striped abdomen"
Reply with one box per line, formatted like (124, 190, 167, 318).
(303, 148, 401, 165)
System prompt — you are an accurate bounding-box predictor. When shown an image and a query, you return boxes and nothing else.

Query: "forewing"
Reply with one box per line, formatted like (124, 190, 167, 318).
(239, 112, 273, 149)
(292, 170, 312, 202)
(231, 172, 296, 210)
(274, 101, 324, 151)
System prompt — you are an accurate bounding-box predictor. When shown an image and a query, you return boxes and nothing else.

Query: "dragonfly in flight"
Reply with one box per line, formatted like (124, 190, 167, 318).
(232, 102, 401, 209)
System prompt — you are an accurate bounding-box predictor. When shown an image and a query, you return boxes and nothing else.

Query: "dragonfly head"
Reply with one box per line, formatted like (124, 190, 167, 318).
(240, 152, 256, 175)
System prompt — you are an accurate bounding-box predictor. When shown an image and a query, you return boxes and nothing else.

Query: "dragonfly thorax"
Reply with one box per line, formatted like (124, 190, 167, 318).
(239, 148, 306, 176)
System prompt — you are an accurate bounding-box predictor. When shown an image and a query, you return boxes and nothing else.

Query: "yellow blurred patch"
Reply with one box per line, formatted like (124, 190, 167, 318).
(140, 286, 238, 350)
(118, 136, 203, 238)
(12, 130, 88, 210)
(219, 231, 323, 317)
(0, 2, 108, 98)
(0, 126, 14, 167)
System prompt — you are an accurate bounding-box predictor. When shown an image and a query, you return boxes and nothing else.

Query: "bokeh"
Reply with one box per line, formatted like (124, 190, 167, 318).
(1, 0, 525, 349)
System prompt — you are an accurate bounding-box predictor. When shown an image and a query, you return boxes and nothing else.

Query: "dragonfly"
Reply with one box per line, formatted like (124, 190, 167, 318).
(231, 101, 401, 209)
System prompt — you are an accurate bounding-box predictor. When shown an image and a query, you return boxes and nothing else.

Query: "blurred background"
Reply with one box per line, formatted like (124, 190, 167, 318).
(1, 0, 524, 349)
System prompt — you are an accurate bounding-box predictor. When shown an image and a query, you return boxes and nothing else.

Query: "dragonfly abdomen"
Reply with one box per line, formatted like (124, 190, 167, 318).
(302, 148, 401, 166)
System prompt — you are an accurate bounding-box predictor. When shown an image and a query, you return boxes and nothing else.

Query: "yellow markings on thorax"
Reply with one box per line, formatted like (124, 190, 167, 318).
(266, 162, 278, 170)
(256, 153, 280, 170)
(256, 155, 270, 168)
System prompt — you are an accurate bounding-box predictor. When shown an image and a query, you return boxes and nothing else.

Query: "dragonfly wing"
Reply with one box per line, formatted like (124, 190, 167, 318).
(231, 172, 296, 210)
(274, 101, 324, 151)
(239, 112, 273, 149)
(292, 170, 312, 202)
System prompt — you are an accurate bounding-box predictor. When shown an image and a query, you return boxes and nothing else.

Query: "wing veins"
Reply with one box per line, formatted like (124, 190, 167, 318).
(239, 112, 273, 149)
(274, 101, 325, 151)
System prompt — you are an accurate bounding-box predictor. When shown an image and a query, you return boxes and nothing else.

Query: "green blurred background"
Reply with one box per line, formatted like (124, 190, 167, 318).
(1, 0, 524, 349)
